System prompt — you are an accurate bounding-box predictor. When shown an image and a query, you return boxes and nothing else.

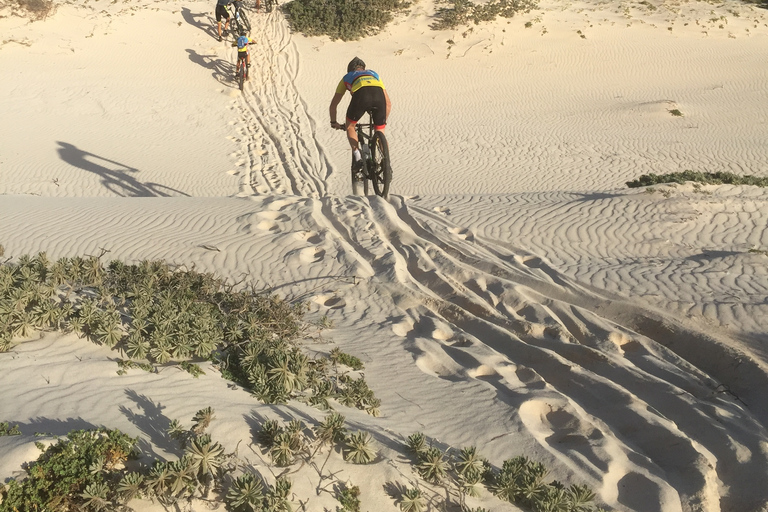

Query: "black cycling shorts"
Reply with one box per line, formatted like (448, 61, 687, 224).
(346, 86, 387, 128)
(215, 4, 230, 21)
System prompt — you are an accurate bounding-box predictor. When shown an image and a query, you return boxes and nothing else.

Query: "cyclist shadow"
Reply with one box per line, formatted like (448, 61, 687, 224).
(180, 7, 218, 40)
(56, 142, 189, 197)
(185, 48, 237, 88)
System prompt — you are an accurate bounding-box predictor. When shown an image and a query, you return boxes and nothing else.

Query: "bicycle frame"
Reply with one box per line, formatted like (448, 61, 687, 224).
(355, 113, 376, 175)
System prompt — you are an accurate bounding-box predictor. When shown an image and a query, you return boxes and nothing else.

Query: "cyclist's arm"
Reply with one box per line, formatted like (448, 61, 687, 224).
(329, 91, 344, 127)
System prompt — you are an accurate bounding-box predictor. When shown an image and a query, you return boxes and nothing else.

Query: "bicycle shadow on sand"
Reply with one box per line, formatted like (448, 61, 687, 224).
(56, 142, 189, 197)
(185, 48, 237, 88)
(180, 7, 218, 40)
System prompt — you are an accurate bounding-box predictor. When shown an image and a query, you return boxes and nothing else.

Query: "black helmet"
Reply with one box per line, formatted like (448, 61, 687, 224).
(347, 57, 366, 73)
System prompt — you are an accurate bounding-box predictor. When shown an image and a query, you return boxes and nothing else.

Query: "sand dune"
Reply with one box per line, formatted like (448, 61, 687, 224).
(2, 0, 768, 510)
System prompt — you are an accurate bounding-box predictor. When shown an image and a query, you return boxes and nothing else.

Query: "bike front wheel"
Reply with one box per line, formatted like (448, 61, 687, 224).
(238, 10, 251, 34)
(238, 61, 246, 91)
(369, 131, 392, 198)
(351, 159, 369, 196)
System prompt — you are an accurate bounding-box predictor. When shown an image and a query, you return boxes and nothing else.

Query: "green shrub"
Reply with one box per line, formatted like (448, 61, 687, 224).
(0, 421, 21, 436)
(431, 0, 539, 30)
(0, 252, 378, 414)
(283, 0, 410, 41)
(15, 0, 55, 20)
(626, 170, 768, 188)
(0, 428, 138, 512)
(336, 484, 361, 511)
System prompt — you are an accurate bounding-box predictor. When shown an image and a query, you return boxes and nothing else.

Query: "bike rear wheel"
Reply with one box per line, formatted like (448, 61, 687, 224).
(369, 131, 392, 198)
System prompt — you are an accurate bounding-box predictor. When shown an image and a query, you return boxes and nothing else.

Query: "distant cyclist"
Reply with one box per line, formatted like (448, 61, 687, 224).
(329, 57, 392, 172)
(215, 0, 233, 41)
(234, 34, 254, 78)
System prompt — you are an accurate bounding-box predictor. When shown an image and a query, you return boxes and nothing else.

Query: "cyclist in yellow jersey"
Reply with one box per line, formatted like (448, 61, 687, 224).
(234, 34, 254, 75)
(330, 57, 392, 172)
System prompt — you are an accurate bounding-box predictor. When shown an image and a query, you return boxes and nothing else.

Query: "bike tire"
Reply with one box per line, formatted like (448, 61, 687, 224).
(370, 131, 392, 198)
(351, 159, 369, 196)
(238, 62, 245, 91)
(352, 176, 368, 196)
(238, 10, 251, 34)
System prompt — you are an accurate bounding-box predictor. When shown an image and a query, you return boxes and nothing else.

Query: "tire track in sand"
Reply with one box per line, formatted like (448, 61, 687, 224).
(301, 194, 768, 512)
(229, 7, 331, 198)
(222, 8, 768, 511)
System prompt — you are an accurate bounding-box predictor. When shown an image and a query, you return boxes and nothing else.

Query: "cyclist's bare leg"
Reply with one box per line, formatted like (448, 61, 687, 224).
(218, 21, 230, 38)
(345, 121, 359, 152)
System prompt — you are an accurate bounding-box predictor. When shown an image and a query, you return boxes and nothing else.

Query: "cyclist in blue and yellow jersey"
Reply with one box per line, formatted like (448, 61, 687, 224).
(215, 0, 233, 41)
(234, 34, 254, 78)
(330, 57, 392, 172)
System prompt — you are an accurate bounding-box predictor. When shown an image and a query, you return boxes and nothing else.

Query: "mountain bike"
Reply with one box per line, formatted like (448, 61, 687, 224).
(229, 0, 251, 35)
(263, 0, 276, 12)
(232, 41, 252, 91)
(334, 112, 392, 198)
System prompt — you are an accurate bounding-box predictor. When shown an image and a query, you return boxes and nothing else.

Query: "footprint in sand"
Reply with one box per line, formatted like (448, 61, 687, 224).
(250, 211, 290, 232)
(312, 294, 346, 309)
(433, 205, 451, 214)
(254, 220, 280, 232)
(255, 210, 290, 221)
(515, 366, 547, 390)
(390, 315, 452, 341)
(292, 230, 324, 245)
(262, 197, 302, 211)
(299, 246, 326, 264)
(412, 344, 464, 381)
(519, 398, 609, 475)
(449, 226, 475, 241)
(391, 318, 414, 337)
(468, 364, 499, 378)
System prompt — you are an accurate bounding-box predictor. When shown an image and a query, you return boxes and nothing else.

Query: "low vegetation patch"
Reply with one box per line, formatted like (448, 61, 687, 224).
(0, 248, 613, 510)
(0, 250, 379, 415)
(0, 422, 21, 436)
(401, 432, 608, 511)
(0, 428, 139, 512)
(626, 171, 768, 188)
(282, 0, 410, 41)
(282, 0, 536, 40)
(14, 0, 55, 20)
(431, 0, 539, 30)
(0, 409, 613, 511)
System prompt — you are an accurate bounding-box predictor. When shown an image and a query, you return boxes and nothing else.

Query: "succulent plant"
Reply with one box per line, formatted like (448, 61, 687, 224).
(225, 472, 264, 511)
(116, 471, 144, 503)
(185, 434, 226, 479)
(417, 447, 448, 484)
(344, 431, 376, 464)
(399, 487, 425, 512)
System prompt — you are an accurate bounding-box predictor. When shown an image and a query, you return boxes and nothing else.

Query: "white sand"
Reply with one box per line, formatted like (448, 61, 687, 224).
(1, 0, 768, 510)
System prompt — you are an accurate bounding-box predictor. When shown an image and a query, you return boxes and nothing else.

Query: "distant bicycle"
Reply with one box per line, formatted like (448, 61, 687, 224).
(335, 111, 392, 198)
(228, 0, 251, 35)
(263, 0, 276, 12)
